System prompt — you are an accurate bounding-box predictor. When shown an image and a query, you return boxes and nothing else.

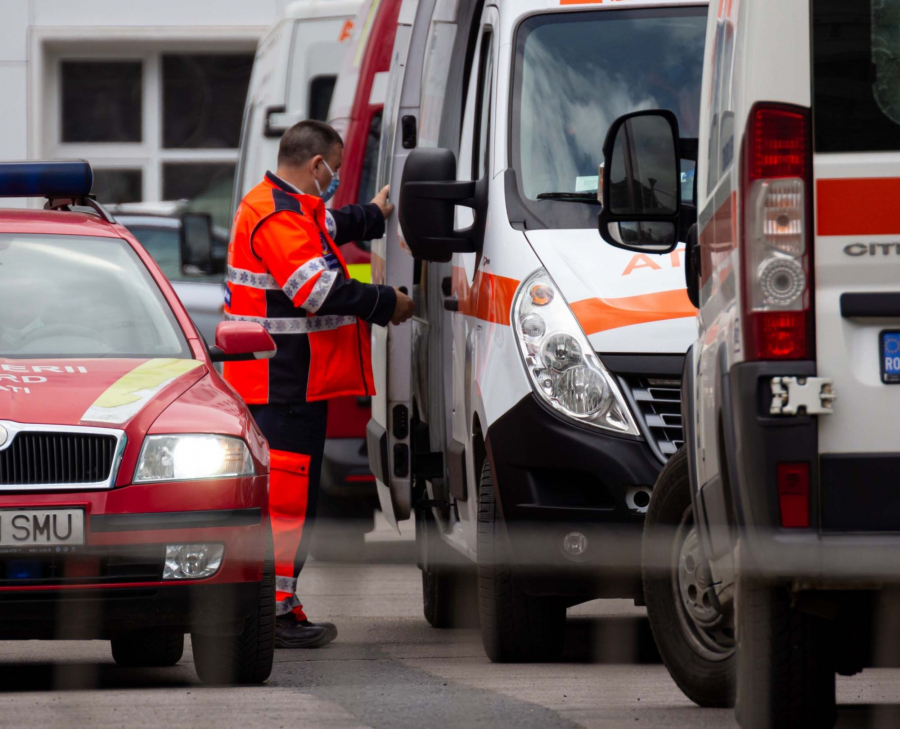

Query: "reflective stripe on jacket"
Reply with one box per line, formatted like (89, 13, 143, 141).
(223, 172, 395, 404)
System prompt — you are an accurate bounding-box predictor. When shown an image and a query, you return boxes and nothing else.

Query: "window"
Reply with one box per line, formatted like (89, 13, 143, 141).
(813, 0, 900, 152)
(354, 110, 384, 252)
(92, 169, 143, 204)
(510, 7, 706, 229)
(126, 224, 225, 284)
(50, 49, 254, 229)
(163, 162, 236, 204)
(162, 54, 254, 149)
(308, 75, 338, 122)
(472, 30, 494, 181)
(0, 234, 190, 359)
(61, 61, 142, 143)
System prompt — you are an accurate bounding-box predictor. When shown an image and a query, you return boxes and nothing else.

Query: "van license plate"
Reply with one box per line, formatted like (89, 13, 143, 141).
(0, 509, 85, 546)
(881, 331, 900, 384)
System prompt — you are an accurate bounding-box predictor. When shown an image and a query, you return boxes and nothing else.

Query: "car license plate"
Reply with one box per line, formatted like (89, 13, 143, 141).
(0, 509, 84, 547)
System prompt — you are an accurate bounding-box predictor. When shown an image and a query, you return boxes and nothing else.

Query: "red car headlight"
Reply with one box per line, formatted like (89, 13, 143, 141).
(134, 434, 256, 483)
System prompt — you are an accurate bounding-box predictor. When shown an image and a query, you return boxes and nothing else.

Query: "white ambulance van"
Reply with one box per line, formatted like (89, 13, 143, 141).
(367, 0, 708, 661)
(595, 0, 900, 725)
(232, 0, 360, 210)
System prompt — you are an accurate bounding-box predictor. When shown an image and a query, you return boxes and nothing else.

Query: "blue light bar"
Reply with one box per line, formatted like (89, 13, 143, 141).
(0, 160, 93, 199)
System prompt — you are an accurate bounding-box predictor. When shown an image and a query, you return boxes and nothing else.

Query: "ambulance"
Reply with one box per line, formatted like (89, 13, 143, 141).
(368, 0, 708, 661)
(595, 0, 900, 725)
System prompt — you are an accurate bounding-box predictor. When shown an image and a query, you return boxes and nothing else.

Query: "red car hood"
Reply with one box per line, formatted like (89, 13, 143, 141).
(0, 358, 207, 428)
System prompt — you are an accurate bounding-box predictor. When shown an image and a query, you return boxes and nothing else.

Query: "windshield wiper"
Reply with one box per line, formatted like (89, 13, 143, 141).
(535, 192, 599, 204)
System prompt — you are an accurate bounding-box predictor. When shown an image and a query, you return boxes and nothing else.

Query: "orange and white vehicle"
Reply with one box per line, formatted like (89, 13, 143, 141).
(596, 0, 900, 724)
(368, 0, 708, 661)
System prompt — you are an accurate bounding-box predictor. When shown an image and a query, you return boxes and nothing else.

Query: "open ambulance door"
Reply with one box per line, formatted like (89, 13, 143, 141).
(368, 0, 438, 529)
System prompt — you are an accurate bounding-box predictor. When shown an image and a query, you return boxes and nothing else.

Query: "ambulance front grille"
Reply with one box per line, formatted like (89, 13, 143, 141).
(619, 377, 684, 465)
(0, 432, 118, 486)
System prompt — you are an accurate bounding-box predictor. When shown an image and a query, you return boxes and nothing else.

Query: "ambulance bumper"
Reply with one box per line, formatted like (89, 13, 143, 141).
(719, 361, 900, 587)
(485, 393, 663, 599)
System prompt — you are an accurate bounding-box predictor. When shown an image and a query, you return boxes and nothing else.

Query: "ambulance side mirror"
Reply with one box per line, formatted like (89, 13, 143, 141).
(598, 110, 689, 255)
(180, 212, 215, 276)
(399, 148, 485, 263)
(209, 321, 276, 363)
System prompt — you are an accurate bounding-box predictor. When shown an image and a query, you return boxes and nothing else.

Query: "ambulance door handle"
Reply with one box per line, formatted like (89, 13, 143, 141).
(443, 298, 459, 312)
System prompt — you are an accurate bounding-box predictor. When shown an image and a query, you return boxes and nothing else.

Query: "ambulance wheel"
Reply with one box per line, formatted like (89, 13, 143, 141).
(192, 538, 275, 685)
(476, 458, 566, 662)
(111, 630, 184, 667)
(417, 504, 478, 629)
(642, 447, 735, 708)
(735, 573, 836, 729)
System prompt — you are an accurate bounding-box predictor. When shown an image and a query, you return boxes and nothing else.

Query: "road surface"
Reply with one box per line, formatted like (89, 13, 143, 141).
(0, 516, 897, 728)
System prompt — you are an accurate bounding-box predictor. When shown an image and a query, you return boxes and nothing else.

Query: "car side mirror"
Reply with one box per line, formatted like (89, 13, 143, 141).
(209, 321, 276, 363)
(598, 110, 685, 254)
(398, 148, 486, 263)
(180, 212, 215, 277)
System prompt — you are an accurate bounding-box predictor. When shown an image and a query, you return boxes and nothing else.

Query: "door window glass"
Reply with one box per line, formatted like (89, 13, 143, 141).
(308, 75, 338, 122)
(813, 0, 900, 152)
(472, 30, 494, 180)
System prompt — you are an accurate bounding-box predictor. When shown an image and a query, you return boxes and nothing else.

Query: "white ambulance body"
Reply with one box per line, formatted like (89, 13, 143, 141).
(233, 0, 360, 209)
(368, 0, 707, 661)
(595, 0, 900, 724)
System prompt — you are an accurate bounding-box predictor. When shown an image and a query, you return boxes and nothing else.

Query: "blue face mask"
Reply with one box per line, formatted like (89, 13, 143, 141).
(315, 159, 340, 203)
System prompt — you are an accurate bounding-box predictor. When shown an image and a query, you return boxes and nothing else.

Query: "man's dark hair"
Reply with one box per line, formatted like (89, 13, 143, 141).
(277, 120, 343, 168)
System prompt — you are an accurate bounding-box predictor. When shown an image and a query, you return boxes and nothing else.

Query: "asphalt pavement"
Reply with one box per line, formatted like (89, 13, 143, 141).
(0, 515, 898, 728)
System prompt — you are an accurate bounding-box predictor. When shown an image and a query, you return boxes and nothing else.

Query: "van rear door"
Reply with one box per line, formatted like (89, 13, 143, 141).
(812, 0, 900, 525)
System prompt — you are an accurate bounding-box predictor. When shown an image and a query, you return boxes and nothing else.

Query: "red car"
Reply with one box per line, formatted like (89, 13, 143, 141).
(0, 161, 276, 684)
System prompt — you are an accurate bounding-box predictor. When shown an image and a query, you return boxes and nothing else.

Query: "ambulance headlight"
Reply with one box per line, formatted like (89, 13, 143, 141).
(134, 434, 256, 483)
(514, 269, 639, 435)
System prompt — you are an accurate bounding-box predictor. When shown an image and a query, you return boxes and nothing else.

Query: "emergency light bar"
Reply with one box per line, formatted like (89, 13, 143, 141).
(0, 160, 93, 199)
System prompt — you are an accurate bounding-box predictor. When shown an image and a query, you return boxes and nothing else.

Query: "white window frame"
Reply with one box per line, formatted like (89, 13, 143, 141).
(35, 31, 261, 205)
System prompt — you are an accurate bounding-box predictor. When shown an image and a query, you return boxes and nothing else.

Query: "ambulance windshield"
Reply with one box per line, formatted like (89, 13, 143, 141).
(511, 7, 706, 230)
(0, 234, 191, 359)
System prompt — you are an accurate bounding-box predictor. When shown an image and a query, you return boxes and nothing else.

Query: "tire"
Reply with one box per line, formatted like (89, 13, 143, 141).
(417, 505, 478, 629)
(111, 631, 184, 668)
(191, 538, 275, 685)
(476, 458, 566, 662)
(735, 571, 836, 729)
(642, 447, 735, 708)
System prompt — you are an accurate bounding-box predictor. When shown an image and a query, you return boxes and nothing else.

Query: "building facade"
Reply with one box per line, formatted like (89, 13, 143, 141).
(0, 0, 293, 218)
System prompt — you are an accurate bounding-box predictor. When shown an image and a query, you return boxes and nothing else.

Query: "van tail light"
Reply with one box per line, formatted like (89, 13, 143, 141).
(777, 462, 810, 528)
(740, 104, 814, 361)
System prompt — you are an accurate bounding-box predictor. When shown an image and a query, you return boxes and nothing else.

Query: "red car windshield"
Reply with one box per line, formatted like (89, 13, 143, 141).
(0, 234, 191, 359)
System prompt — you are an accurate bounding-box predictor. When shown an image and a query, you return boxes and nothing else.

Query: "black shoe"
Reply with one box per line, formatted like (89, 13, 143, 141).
(274, 615, 338, 649)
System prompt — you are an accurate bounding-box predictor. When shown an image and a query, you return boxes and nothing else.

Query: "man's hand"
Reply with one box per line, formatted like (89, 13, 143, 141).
(371, 185, 395, 220)
(391, 288, 415, 325)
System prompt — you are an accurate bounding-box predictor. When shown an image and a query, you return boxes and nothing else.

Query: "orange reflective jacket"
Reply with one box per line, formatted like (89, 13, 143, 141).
(223, 173, 395, 404)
